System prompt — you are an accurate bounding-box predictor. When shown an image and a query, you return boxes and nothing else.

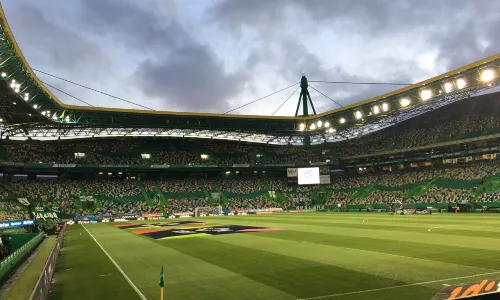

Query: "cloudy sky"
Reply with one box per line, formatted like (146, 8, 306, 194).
(3, 0, 499, 116)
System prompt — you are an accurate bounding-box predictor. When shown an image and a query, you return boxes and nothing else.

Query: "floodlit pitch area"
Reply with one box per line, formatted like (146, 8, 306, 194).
(49, 213, 500, 300)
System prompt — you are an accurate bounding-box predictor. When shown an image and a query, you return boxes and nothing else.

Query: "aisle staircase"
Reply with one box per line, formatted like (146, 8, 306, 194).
(138, 182, 154, 207)
(153, 181, 169, 206)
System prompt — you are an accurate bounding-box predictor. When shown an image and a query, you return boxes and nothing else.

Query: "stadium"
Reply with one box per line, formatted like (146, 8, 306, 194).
(0, 2, 500, 300)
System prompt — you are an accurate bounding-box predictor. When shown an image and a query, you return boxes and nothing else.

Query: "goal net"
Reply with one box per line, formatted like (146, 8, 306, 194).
(194, 206, 223, 217)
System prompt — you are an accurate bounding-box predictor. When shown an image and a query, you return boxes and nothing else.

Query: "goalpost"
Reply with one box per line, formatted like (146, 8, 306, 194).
(194, 206, 223, 217)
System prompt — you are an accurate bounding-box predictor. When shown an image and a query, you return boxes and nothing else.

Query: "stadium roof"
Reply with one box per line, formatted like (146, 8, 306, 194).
(0, 3, 499, 144)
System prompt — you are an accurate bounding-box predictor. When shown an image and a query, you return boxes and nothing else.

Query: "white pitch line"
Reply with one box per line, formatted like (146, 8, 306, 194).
(428, 224, 458, 231)
(82, 225, 148, 300)
(298, 270, 500, 300)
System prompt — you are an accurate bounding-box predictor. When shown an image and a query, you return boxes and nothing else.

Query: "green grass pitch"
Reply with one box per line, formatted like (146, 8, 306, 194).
(48, 213, 500, 300)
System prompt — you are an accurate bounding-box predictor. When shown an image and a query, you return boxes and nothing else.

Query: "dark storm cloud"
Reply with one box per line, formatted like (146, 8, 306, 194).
(4, 2, 106, 72)
(211, 0, 500, 69)
(209, 0, 500, 108)
(79, 0, 250, 112)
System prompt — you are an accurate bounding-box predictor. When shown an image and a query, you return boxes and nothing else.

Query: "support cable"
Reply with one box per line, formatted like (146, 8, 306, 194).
(271, 85, 300, 116)
(309, 80, 411, 86)
(33, 68, 154, 110)
(223, 83, 299, 114)
(309, 85, 343, 108)
(40, 80, 94, 107)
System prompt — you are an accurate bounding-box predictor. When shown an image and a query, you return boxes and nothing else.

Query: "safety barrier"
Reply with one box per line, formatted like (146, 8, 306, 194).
(29, 225, 66, 300)
(0, 232, 44, 285)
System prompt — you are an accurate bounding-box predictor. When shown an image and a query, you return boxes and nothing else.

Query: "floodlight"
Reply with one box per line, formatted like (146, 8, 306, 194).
(324, 121, 330, 128)
(24, 93, 29, 101)
(382, 102, 389, 112)
(0, 118, 3, 122)
(1, 72, 6, 78)
(108, 173, 112, 175)
(316, 120, 323, 128)
(354, 110, 363, 119)
(339, 117, 346, 124)
(372, 105, 380, 115)
(481, 69, 495, 82)
(225, 171, 231, 174)
(400, 98, 410, 107)
(443, 82, 453, 93)
(298, 123, 306, 131)
(65, 116, 70, 122)
(309, 123, 316, 130)
(456, 78, 467, 89)
(420, 89, 432, 101)
(33, 104, 37, 109)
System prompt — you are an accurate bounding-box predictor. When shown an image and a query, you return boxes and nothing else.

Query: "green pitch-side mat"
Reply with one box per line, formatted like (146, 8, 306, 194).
(115, 222, 283, 240)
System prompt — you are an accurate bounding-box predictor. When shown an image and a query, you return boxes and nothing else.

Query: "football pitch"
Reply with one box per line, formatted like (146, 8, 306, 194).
(48, 213, 500, 300)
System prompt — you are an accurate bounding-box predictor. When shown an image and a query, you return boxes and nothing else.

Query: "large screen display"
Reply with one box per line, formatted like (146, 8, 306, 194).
(298, 167, 320, 185)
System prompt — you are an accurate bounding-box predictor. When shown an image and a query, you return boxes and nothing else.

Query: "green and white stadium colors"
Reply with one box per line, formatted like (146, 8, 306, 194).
(48, 213, 500, 300)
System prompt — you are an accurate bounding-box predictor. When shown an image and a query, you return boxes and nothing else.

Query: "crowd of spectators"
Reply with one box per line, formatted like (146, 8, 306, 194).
(94, 200, 159, 217)
(158, 180, 201, 193)
(225, 195, 279, 210)
(218, 178, 268, 194)
(330, 114, 500, 157)
(166, 198, 210, 214)
(83, 180, 141, 199)
(0, 201, 29, 221)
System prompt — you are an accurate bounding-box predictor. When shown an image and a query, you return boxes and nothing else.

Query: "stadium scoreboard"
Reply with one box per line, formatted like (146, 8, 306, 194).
(287, 167, 331, 186)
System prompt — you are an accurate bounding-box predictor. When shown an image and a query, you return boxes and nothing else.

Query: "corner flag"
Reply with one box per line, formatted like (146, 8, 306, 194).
(159, 266, 164, 287)
(159, 266, 164, 300)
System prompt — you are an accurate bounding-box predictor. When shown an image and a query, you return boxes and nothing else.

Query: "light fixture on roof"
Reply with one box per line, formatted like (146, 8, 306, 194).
(481, 69, 495, 82)
(354, 110, 363, 119)
(316, 120, 323, 128)
(339, 117, 346, 124)
(1, 72, 6, 78)
(443, 82, 454, 93)
(309, 123, 316, 130)
(372, 105, 380, 115)
(24, 93, 29, 101)
(382, 102, 389, 112)
(400, 98, 410, 107)
(324, 121, 330, 128)
(420, 89, 432, 101)
(298, 123, 305, 131)
(33, 104, 38, 109)
(456, 78, 467, 89)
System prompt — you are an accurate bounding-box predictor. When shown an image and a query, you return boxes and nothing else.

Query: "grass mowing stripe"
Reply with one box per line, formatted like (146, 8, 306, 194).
(49, 225, 141, 300)
(89, 224, 296, 300)
(298, 270, 500, 300)
(82, 225, 148, 300)
(229, 217, 500, 239)
(254, 230, 500, 270)
(161, 237, 433, 299)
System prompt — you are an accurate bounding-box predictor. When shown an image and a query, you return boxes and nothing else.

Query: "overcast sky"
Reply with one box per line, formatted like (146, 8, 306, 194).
(3, 0, 499, 116)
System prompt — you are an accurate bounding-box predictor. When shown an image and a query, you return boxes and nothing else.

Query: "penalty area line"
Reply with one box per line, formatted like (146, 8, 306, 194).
(82, 225, 148, 300)
(298, 270, 500, 300)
